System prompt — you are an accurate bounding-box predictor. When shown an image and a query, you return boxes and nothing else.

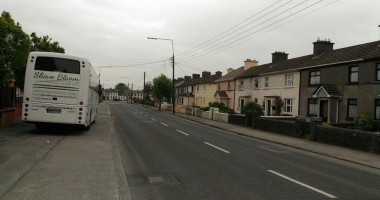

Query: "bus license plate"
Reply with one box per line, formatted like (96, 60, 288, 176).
(46, 108, 62, 114)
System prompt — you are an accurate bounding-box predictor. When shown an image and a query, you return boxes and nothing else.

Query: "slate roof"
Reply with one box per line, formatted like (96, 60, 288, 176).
(183, 74, 221, 86)
(237, 40, 380, 79)
(215, 67, 244, 82)
(313, 85, 342, 97)
(214, 91, 228, 98)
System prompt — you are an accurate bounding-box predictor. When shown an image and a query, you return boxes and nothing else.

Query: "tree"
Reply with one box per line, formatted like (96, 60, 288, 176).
(144, 82, 153, 101)
(0, 11, 31, 89)
(153, 74, 172, 111)
(115, 83, 129, 96)
(30, 32, 65, 53)
(241, 101, 264, 115)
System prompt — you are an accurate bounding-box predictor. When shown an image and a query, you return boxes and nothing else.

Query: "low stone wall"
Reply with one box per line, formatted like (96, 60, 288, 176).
(255, 118, 297, 137)
(314, 125, 380, 153)
(228, 114, 246, 126)
(214, 112, 229, 123)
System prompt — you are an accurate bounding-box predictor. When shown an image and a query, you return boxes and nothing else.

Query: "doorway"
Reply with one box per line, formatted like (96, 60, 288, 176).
(319, 100, 328, 122)
(266, 100, 272, 116)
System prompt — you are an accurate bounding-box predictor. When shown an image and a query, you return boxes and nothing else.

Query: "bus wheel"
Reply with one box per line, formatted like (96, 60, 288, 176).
(83, 125, 90, 131)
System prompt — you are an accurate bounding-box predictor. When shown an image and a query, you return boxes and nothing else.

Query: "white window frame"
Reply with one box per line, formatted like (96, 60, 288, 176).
(285, 74, 294, 87)
(284, 98, 293, 113)
(265, 77, 269, 88)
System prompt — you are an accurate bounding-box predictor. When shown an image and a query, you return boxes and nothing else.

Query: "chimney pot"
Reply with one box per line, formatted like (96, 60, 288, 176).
(272, 51, 288, 64)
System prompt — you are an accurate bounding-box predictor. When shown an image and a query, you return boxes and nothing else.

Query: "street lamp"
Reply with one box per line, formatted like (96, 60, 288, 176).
(147, 37, 175, 114)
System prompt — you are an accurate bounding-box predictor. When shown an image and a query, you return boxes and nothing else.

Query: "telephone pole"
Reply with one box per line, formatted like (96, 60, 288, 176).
(143, 72, 146, 107)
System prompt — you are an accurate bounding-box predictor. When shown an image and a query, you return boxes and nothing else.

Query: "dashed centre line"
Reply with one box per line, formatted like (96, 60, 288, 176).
(204, 142, 230, 154)
(151, 118, 156, 121)
(176, 130, 189, 136)
(268, 170, 337, 199)
(161, 123, 169, 126)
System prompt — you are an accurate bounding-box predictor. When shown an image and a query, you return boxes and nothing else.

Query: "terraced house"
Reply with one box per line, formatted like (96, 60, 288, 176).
(233, 38, 380, 123)
(214, 67, 244, 110)
(193, 71, 222, 108)
(299, 40, 380, 123)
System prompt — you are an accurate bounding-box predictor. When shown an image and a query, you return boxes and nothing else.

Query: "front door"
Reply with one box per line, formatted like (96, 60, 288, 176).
(267, 100, 271, 116)
(320, 100, 328, 122)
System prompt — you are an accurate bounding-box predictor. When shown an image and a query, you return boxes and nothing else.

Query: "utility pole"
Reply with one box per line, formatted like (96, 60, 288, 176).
(131, 83, 133, 104)
(143, 72, 146, 107)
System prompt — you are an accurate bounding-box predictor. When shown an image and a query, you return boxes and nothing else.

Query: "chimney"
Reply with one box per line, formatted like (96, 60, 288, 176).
(184, 76, 191, 82)
(202, 71, 211, 78)
(177, 78, 184, 82)
(272, 52, 288, 64)
(313, 38, 334, 56)
(244, 59, 259, 70)
(215, 71, 222, 78)
(192, 73, 200, 79)
(227, 68, 234, 74)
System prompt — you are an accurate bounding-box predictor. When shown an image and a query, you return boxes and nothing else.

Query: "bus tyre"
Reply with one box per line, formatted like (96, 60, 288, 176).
(83, 125, 90, 131)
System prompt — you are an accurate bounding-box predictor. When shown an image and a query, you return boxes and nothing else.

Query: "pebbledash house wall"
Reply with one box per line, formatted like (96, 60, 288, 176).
(234, 77, 253, 113)
(299, 60, 380, 123)
(252, 71, 300, 116)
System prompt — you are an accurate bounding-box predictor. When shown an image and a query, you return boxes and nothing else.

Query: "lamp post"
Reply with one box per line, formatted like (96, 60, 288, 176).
(147, 37, 175, 114)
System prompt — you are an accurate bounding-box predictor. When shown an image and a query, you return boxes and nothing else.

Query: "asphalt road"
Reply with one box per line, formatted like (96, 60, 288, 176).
(110, 103, 380, 200)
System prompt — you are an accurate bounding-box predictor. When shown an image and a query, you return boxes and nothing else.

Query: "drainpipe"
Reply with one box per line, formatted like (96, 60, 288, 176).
(336, 97, 342, 123)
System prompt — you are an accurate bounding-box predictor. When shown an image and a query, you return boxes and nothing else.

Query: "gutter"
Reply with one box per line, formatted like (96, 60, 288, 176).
(298, 59, 364, 70)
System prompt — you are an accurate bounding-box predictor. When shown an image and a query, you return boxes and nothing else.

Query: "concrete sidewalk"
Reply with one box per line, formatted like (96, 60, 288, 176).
(145, 105, 380, 170)
(0, 102, 131, 200)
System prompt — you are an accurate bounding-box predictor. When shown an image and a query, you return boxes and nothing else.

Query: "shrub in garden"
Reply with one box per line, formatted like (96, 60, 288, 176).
(354, 114, 374, 131)
(241, 101, 264, 115)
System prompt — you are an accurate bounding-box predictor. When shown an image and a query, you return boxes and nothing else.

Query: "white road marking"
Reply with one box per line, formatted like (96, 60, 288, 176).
(268, 170, 337, 199)
(145, 115, 148, 117)
(151, 118, 156, 121)
(176, 130, 189, 136)
(258, 146, 289, 153)
(204, 142, 230, 154)
(161, 123, 169, 126)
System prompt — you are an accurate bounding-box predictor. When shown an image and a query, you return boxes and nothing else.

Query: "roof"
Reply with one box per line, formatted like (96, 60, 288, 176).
(214, 91, 228, 98)
(237, 40, 380, 79)
(183, 74, 221, 86)
(215, 67, 244, 82)
(313, 85, 342, 98)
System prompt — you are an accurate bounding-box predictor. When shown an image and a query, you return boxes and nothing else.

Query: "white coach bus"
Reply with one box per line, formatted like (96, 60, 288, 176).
(22, 52, 100, 130)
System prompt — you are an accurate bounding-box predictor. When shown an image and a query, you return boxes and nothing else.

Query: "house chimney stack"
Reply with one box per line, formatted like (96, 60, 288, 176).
(202, 71, 211, 78)
(184, 76, 191, 82)
(272, 52, 288, 64)
(215, 71, 222, 78)
(313, 37, 334, 56)
(227, 68, 234, 74)
(244, 59, 259, 70)
(192, 73, 200, 79)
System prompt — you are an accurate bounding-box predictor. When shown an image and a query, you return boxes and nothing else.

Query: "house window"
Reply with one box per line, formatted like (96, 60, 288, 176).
(197, 85, 199, 92)
(376, 64, 380, 81)
(284, 98, 293, 113)
(254, 78, 259, 88)
(227, 99, 232, 108)
(254, 98, 258, 103)
(238, 80, 244, 90)
(265, 77, 269, 88)
(228, 81, 232, 90)
(349, 66, 358, 83)
(347, 98, 357, 119)
(218, 83, 221, 91)
(309, 71, 320, 85)
(308, 98, 318, 115)
(285, 74, 293, 86)
(375, 100, 380, 120)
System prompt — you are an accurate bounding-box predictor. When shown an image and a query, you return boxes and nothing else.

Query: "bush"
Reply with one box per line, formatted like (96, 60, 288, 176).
(241, 101, 264, 115)
(208, 102, 229, 113)
(275, 97, 284, 116)
(354, 114, 374, 131)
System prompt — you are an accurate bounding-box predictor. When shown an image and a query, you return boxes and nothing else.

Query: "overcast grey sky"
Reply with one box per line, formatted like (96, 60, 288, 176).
(2, 0, 380, 89)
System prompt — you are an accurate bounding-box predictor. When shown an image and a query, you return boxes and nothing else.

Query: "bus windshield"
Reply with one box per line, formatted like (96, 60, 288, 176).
(35, 57, 80, 74)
